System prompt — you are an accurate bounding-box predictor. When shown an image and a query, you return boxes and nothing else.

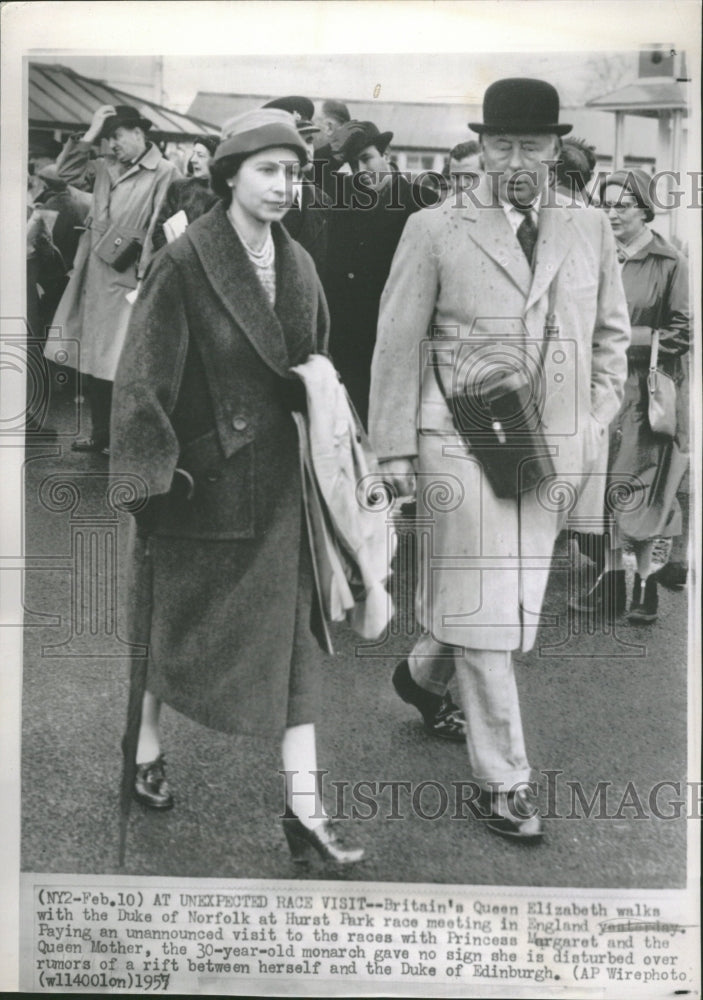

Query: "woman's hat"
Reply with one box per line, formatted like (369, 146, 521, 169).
(599, 168, 655, 222)
(192, 135, 220, 158)
(99, 105, 153, 139)
(469, 78, 572, 136)
(215, 108, 308, 164)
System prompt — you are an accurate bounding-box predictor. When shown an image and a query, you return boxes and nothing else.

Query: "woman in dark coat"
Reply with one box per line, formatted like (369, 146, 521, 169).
(111, 109, 363, 866)
(151, 135, 219, 250)
(577, 169, 689, 622)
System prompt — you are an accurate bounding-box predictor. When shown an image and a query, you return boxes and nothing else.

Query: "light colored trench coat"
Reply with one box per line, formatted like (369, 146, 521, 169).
(45, 137, 176, 381)
(369, 180, 631, 652)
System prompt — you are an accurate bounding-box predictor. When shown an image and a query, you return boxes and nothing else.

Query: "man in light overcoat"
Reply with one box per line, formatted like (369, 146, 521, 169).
(45, 104, 177, 453)
(368, 78, 630, 840)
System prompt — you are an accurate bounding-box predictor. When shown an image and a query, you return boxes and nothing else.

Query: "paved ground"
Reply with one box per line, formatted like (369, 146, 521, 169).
(21, 387, 689, 887)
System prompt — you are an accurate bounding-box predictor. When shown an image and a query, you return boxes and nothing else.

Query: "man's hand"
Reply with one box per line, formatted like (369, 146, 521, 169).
(379, 458, 416, 499)
(84, 105, 116, 143)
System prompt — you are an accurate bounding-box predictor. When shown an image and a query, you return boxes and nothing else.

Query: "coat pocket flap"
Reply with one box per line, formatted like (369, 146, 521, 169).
(179, 424, 254, 476)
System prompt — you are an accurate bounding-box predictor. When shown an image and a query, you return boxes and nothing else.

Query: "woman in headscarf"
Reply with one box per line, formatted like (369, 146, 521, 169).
(111, 109, 363, 867)
(575, 168, 689, 623)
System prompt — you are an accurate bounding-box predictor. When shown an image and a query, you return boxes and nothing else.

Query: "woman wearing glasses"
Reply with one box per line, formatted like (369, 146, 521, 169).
(575, 169, 689, 622)
(111, 109, 363, 868)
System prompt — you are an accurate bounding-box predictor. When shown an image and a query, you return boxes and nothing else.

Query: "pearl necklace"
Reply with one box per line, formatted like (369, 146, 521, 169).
(228, 212, 275, 269)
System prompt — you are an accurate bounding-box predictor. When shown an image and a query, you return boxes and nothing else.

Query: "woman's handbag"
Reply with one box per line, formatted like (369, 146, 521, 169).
(647, 329, 677, 437)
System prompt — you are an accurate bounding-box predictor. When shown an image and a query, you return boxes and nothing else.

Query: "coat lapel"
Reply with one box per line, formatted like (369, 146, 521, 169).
(525, 204, 576, 313)
(460, 179, 532, 297)
(187, 203, 293, 377)
(272, 224, 318, 365)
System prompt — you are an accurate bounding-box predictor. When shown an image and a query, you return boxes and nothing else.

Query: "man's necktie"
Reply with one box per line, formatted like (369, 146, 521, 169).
(516, 208, 538, 268)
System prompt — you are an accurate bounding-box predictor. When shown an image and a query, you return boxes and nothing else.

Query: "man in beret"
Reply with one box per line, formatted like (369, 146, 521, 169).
(44, 104, 177, 454)
(369, 78, 630, 841)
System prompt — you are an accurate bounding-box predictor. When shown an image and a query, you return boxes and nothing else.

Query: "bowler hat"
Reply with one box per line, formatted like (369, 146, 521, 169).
(469, 78, 572, 136)
(99, 105, 153, 140)
(215, 108, 307, 164)
(599, 169, 655, 223)
(262, 95, 315, 123)
(339, 121, 393, 163)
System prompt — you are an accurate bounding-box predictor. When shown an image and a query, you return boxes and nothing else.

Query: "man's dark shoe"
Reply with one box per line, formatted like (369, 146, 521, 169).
(569, 568, 626, 621)
(429, 694, 467, 741)
(477, 786, 543, 842)
(392, 659, 465, 742)
(654, 561, 687, 591)
(133, 755, 174, 810)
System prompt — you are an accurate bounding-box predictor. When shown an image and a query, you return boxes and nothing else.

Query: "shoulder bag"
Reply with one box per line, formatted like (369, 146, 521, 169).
(432, 285, 558, 500)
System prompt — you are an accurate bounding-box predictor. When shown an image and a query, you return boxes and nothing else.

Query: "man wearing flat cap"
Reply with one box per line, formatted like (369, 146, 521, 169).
(45, 103, 177, 454)
(369, 78, 630, 841)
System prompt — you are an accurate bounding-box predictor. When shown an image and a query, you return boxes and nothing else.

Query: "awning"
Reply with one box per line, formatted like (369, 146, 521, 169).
(29, 62, 218, 141)
(586, 79, 689, 118)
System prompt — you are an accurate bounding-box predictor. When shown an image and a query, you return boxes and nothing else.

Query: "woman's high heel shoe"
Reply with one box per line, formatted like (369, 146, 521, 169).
(569, 569, 626, 621)
(282, 813, 364, 866)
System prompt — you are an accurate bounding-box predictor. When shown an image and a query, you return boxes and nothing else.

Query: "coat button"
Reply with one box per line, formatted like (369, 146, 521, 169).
(347, 272, 355, 279)
(232, 416, 248, 431)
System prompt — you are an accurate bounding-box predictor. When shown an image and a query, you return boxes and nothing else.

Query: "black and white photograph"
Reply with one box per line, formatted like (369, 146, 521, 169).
(1, 1, 700, 995)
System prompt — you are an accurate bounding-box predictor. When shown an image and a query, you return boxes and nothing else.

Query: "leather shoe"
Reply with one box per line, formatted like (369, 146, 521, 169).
(428, 694, 466, 741)
(569, 569, 626, 621)
(282, 812, 364, 866)
(392, 660, 466, 741)
(478, 787, 543, 842)
(653, 562, 687, 591)
(133, 755, 174, 810)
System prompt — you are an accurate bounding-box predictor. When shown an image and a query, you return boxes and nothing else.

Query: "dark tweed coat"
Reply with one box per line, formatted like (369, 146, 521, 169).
(111, 202, 329, 737)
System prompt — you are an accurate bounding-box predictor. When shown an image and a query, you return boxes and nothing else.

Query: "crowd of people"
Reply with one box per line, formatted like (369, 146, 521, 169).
(26, 76, 691, 865)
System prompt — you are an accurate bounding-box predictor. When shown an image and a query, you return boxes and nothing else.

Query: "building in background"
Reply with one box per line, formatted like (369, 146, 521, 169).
(188, 91, 660, 178)
(28, 63, 218, 174)
(587, 45, 690, 244)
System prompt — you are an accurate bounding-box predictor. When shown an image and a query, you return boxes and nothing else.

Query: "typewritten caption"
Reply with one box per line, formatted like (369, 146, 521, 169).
(24, 879, 698, 993)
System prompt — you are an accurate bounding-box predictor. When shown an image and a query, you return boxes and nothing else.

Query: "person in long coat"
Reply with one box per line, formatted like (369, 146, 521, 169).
(111, 109, 363, 867)
(369, 79, 630, 842)
(314, 121, 438, 425)
(44, 104, 177, 452)
(575, 169, 689, 623)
